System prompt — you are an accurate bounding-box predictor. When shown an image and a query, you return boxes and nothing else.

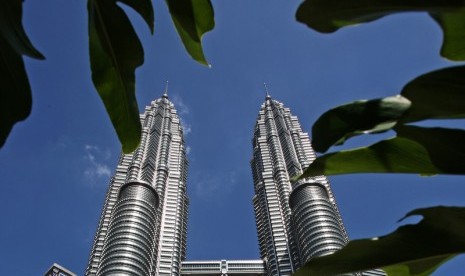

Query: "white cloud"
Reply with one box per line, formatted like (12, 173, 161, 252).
(84, 144, 98, 151)
(171, 94, 192, 136)
(171, 94, 189, 115)
(83, 145, 112, 183)
(186, 146, 191, 155)
(86, 152, 96, 162)
(181, 119, 192, 135)
(95, 164, 111, 177)
(51, 135, 71, 150)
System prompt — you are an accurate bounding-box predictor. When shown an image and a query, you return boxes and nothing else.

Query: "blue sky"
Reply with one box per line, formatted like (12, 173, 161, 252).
(1, 0, 464, 275)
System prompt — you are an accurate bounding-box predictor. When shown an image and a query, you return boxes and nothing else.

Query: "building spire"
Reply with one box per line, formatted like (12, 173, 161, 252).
(264, 82, 271, 100)
(162, 81, 169, 98)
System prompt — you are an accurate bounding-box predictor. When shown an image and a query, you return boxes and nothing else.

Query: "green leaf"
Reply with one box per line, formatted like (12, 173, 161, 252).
(0, 35, 32, 147)
(382, 256, 454, 276)
(88, 0, 154, 153)
(0, 1, 44, 59)
(312, 95, 411, 153)
(431, 9, 465, 61)
(295, 136, 437, 179)
(295, 0, 465, 60)
(296, 126, 465, 179)
(0, 0, 44, 148)
(296, 0, 464, 33)
(401, 66, 465, 122)
(395, 125, 465, 174)
(118, 0, 154, 33)
(166, 0, 214, 65)
(294, 206, 465, 276)
(310, 65, 465, 153)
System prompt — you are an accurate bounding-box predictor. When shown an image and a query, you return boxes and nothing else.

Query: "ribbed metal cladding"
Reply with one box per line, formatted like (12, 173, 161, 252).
(251, 95, 352, 275)
(96, 182, 159, 276)
(289, 182, 347, 264)
(87, 93, 189, 276)
(251, 96, 299, 275)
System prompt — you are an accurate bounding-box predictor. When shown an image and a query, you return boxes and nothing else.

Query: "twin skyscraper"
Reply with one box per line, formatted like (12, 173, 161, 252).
(85, 90, 382, 275)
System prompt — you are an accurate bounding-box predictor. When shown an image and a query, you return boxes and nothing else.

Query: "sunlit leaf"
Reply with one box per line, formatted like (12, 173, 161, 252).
(310, 65, 465, 153)
(401, 66, 465, 122)
(431, 9, 465, 61)
(296, 126, 465, 179)
(294, 206, 465, 276)
(295, 136, 436, 179)
(0, 1, 44, 148)
(88, 0, 154, 153)
(166, 0, 214, 65)
(312, 96, 411, 153)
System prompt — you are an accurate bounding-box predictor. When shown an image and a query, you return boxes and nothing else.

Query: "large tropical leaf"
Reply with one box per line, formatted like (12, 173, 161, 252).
(401, 65, 465, 122)
(312, 96, 411, 153)
(88, 0, 153, 153)
(118, 0, 154, 32)
(0, 1, 45, 58)
(431, 8, 465, 61)
(0, 35, 32, 147)
(0, 1, 44, 148)
(395, 125, 465, 174)
(296, 0, 463, 33)
(311, 65, 465, 153)
(166, 0, 214, 65)
(296, 126, 465, 179)
(294, 206, 465, 276)
(295, 136, 436, 179)
(296, 0, 465, 60)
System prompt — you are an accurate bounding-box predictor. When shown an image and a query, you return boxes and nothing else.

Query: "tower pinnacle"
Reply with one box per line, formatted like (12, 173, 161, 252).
(163, 80, 169, 98)
(264, 83, 271, 100)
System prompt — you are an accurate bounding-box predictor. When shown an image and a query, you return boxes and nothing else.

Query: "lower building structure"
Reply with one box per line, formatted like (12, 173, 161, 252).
(181, 260, 266, 275)
(44, 263, 77, 276)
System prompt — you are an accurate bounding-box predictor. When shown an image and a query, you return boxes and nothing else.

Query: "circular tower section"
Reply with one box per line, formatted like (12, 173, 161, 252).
(96, 181, 159, 276)
(289, 182, 347, 264)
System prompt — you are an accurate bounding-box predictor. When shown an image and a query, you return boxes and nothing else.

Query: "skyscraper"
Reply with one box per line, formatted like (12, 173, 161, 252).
(86, 92, 189, 276)
(250, 93, 349, 275)
(85, 90, 382, 276)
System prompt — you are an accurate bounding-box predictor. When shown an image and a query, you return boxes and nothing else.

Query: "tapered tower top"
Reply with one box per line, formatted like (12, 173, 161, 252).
(162, 80, 169, 99)
(264, 82, 271, 100)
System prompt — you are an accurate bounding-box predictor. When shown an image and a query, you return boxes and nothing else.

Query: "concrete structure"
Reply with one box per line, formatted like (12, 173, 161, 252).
(250, 94, 349, 275)
(44, 263, 77, 276)
(86, 92, 189, 276)
(181, 260, 266, 275)
(96, 182, 159, 275)
(85, 90, 383, 276)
